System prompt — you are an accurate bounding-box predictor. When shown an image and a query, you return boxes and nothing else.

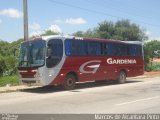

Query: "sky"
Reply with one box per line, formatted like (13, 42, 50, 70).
(0, 0, 160, 42)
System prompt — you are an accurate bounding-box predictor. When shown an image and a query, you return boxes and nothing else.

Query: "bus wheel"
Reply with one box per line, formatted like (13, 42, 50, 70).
(63, 74, 76, 90)
(117, 71, 126, 84)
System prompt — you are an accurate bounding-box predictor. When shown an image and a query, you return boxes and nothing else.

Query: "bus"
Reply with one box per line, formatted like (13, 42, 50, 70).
(18, 35, 144, 90)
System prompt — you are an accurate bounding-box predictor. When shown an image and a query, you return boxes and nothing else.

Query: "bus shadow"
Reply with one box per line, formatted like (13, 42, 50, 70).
(20, 79, 142, 94)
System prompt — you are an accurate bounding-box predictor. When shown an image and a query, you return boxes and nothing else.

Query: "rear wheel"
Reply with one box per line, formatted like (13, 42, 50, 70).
(63, 74, 76, 90)
(117, 71, 126, 84)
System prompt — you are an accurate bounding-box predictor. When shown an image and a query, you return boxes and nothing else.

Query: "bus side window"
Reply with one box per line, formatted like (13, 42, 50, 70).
(65, 39, 72, 56)
(129, 45, 137, 56)
(126, 45, 130, 56)
(129, 44, 143, 57)
(120, 44, 128, 56)
(103, 44, 108, 55)
(65, 39, 88, 56)
(87, 41, 102, 56)
(136, 45, 142, 56)
(112, 44, 120, 56)
(71, 40, 80, 55)
(47, 39, 63, 68)
(96, 42, 102, 56)
(107, 43, 113, 56)
(81, 41, 88, 55)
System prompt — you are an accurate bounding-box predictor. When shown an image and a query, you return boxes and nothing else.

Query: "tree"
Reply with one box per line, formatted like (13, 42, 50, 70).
(41, 30, 59, 36)
(4, 56, 18, 75)
(73, 19, 148, 42)
(97, 21, 115, 39)
(97, 19, 148, 41)
(0, 39, 23, 76)
(0, 56, 6, 76)
(0, 41, 10, 56)
(74, 29, 99, 38)
(144, 40, 160, 71)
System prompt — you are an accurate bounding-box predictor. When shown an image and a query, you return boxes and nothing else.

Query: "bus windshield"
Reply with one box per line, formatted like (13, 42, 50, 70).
(19, 40, 46, 67)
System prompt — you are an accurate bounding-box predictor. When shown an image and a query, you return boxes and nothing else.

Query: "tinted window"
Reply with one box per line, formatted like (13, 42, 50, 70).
(65, 39, 103, 56)
(87, 41, 102, 56)
(65, 39, 87, 56)
(104, 43, 135, 56)
(129, 44, 142, 56)
(103, 44, 109, 55)
(65, 39, 142, 57)
(46, 39, 63, 68)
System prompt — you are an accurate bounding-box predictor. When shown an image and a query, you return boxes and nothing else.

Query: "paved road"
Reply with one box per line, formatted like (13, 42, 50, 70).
(0, 77, 160, 114)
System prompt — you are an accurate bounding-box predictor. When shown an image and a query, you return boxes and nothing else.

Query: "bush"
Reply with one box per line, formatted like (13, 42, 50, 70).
(0, 56, 6, 76)
(0, 56, 18, 77)
(4, 56, 18, 76)
(0, 75, 19, 87)
(152, 62, 160, 71)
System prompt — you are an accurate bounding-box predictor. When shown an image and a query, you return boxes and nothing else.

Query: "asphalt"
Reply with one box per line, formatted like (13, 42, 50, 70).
(0, 76, 160, 114)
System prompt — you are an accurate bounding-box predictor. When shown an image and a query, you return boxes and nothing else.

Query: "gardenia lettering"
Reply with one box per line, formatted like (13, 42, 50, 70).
(107, 58, 137, 64)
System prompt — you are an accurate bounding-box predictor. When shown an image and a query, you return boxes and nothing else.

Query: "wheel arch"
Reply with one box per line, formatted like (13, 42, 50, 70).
(66, 71, 79, 82)
(119, 69, 127, 77)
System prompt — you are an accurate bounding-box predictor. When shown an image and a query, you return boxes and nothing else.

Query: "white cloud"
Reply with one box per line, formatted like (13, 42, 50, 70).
(29, 23, 41, 30)
(0, 8, 23, 18)
(49, 24, 61, 33)
(65, 17, 87, 25)
(30, 24, 62, 37)
(30, 30, 45, 37)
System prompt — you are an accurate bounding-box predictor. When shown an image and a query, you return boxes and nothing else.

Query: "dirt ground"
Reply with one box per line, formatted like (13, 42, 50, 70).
(144, 71, 160, 76)
(153, 58, 160, 63)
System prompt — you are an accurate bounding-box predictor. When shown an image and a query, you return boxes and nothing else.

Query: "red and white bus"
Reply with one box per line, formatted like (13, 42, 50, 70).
(18, 35, 144, 90)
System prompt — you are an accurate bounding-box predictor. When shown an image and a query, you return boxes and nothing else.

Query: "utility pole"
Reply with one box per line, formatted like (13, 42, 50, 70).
(23, 0, 29, 41)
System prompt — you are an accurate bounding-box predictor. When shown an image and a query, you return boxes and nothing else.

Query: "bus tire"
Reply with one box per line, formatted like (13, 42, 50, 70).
(117, 71, 126, 84)
(63, 74, 76, 90)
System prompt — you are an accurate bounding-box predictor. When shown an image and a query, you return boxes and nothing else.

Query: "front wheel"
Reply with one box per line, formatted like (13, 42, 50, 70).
(117, 71, 126, 84)
(63, 74, 76, 90)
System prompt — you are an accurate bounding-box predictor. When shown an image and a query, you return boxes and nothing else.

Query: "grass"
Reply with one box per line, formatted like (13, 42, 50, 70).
(152, 62, 160, 71)
(0, 75, 20, 87)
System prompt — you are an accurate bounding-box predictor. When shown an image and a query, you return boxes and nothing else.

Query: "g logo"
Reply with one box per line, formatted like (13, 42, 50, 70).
(79, 60, 101, 74)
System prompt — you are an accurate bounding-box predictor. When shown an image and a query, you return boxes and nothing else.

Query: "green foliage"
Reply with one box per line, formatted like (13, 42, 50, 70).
(0, 39, 22, 77)
(98, 20, 148, 41)
(0, 41, 10, 56)
(0, 75, 19, 87)
(74, 19, 148, 42)
(4, 56, 18, 76)
(152, 62, 160, 71)
(41, 30, 59, 36)
(144, 40, 160, 71)
(0, 56, 6, 76)
(73, 29, 99, 38)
